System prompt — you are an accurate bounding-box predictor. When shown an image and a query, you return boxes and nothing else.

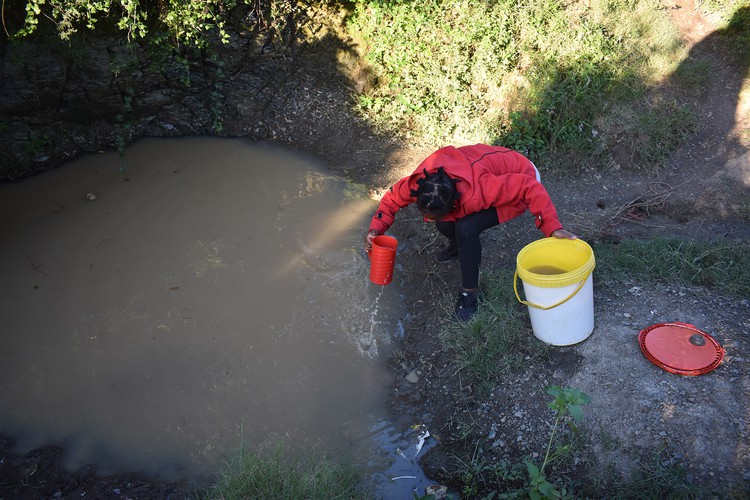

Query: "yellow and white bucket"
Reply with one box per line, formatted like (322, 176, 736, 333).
(514, 238, 596, 346)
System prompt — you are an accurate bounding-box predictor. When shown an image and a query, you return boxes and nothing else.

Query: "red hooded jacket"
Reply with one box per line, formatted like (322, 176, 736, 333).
(368, 144, 563, 237)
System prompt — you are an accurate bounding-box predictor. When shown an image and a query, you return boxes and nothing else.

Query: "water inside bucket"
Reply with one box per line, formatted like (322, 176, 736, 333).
(528, 265, 567, 275)
(516, 238, 596, 346)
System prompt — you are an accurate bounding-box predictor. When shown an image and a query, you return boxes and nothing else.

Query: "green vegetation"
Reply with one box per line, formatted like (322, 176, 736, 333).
(436, 236, 750, 497)
(442, 386, 590, 499)
(612, 449, 705, 499)
(11, 0, 237, 46)
(593, 238, 750, 297)
(6, 0, 747, 176)
(348, 0, 749, 169)
(440, 270, 549, 399)
(720, 2, 750, 65)
(202, 442, 363, 500)
(518, 387, 587, 499)
(24, 129, 49, 157)
(699, 0, 750, 58)
(2, 0, 312, 181)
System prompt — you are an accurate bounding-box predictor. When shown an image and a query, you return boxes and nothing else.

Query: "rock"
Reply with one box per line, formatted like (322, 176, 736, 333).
(425, 485, 448, 499)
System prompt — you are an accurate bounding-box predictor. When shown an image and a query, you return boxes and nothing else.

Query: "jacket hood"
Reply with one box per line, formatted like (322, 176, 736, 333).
(406, 146, 475, 190)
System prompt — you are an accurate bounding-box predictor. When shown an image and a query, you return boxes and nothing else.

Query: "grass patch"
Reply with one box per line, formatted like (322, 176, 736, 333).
(439, 270, 548, 398)
(592, 238, 750, 297)
(630, 101, 698, 167)
(202, 442, 363, 500)
(607, 450, 709, 498)
(438, 242, 750, 496)
(348, 0, 693, 171)
(698, 1, 750, 65)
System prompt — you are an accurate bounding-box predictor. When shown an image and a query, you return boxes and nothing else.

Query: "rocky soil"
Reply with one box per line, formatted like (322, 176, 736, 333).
(1, 0, 749, 498)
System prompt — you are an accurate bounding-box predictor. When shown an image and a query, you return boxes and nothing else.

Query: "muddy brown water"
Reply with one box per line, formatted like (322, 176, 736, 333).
(0, 138, 431, 494)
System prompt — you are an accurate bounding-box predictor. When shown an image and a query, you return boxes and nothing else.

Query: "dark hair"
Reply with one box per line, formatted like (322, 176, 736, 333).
(410, 167, 460, 219)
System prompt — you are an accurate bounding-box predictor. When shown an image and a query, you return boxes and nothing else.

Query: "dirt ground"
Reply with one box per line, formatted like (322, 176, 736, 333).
(1, 0, 749, 498)
(385, 2, 750, 496)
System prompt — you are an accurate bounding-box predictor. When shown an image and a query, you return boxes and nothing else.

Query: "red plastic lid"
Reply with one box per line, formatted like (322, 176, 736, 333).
(638, 322, 725, 376)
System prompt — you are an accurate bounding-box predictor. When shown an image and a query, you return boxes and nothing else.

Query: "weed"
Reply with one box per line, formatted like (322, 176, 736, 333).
(613, 448, 705, 498)
(202, 441, 363, 500)
(479, 386, 591, 499)
(520, 386, 590, 499)
(391, 350, 407, 365)
(175, 52, 192, 87)
(739, 200, 750, 220)
(439, 270, 549, 399)
(452, 420, 474, 442)
(449, 387, 590, 499)
(722, 3, 750, 64)
(208, 53, 226, 133)
(629, 99, 697, 167)
(698, 1, 750, 63)
(14, 0, 237, 47)
(597, 428, 622, 452)
(453, 443, 484, 498)
(450, 439, 524, 498)
(24, 129, 49, 157)
(592, 238, 750, 297)
(109, 41, 141, 78)
(539, 388, 589, 469)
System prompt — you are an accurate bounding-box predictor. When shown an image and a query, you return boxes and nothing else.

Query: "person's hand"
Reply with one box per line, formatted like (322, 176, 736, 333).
(551, 228, 577, 240)
(364, 229, 380, 252)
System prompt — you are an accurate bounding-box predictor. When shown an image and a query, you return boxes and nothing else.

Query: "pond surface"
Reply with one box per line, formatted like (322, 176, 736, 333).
(0, 138, 431, 495)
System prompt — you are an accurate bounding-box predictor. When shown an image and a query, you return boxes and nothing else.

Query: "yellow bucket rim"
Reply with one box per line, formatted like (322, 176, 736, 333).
(516, 238, 596, 288)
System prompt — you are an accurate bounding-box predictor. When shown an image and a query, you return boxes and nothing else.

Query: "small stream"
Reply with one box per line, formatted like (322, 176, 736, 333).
(0, 137, 433, 497)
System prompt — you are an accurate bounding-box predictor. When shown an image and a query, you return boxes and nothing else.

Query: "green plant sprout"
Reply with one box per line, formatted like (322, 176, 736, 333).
(524, 386, 591, 500)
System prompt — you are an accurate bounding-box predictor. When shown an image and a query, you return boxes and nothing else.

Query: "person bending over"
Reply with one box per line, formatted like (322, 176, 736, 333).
(364, 144, 577, 321)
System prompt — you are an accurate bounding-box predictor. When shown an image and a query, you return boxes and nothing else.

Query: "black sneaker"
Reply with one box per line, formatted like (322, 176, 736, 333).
(454, 290, 479, 322)
(435, 243, 459, 263)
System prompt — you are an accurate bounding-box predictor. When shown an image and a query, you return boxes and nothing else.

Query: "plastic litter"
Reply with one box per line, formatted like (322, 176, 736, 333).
(415, 428, 430, 457)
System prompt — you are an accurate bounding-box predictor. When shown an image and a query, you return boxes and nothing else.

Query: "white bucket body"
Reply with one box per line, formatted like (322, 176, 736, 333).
(522, 274, 594, 346)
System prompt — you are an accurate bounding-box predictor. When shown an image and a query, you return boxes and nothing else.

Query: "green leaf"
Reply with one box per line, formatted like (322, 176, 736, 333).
(525, 459, 541, 480)
(567, 404, 584, 423)
(546, 385, 562, 398)
(538, 479, 559, 497)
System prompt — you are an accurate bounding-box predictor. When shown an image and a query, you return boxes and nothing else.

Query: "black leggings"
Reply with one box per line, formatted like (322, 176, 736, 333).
(435, 208, 500, 290)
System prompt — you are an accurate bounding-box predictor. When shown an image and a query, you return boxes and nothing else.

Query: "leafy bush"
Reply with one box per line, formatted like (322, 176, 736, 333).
(12, 0, 238, 46)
